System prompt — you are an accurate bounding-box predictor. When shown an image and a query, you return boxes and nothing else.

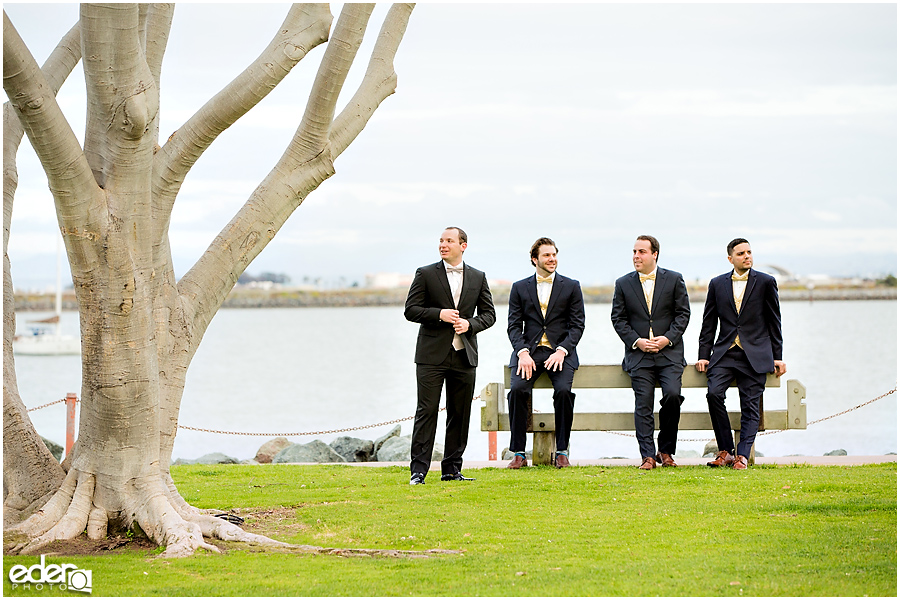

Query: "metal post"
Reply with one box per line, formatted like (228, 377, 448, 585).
(65, 393, 77, 458)
(488, 431, 497, 460)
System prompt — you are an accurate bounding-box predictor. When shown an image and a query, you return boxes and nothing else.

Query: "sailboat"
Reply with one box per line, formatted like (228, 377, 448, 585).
(13, 236, 80, 355)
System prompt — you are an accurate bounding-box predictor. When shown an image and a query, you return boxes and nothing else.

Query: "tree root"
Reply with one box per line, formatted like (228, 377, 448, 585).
(6, 468, 462, 559)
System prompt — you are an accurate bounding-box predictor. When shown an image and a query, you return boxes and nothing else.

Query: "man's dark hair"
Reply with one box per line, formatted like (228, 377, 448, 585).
(444, 226, 467, 245)
(636, 235, 660, 258)
(727, 237, 750, 256)
(530, 237, 558, 265)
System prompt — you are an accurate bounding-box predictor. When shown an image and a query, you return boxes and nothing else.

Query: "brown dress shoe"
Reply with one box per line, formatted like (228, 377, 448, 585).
(639, 456, 657, 470)
(507, 454, 528, 469)
(656, 452, 677, 467)
(555, 453, 570, 468)
(706, 450, 735, 467)
(732, 455, 749, 470)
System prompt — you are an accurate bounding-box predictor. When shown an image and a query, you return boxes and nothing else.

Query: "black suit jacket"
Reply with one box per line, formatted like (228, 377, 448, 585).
(404, 261, 495, 367)
(507, 273, 585, 368)
(611, 267, 691, 372)
(698, 268, 783, 374)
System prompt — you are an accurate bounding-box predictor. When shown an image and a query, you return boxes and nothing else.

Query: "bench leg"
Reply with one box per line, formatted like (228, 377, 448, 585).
(533, 431, 554, 466)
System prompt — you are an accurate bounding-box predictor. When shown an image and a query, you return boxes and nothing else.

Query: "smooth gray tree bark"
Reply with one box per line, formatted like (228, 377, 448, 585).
(3, 3, 413, 558)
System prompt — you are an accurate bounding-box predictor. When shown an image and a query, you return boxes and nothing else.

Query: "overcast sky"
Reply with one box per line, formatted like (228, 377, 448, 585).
(5, 2, 897, 291)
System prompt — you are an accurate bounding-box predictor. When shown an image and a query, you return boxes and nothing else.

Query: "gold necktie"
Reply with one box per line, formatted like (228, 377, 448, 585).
(537, 276, 552, 347)
(730, 272, 747, 349)
(639, 272, 655, 336)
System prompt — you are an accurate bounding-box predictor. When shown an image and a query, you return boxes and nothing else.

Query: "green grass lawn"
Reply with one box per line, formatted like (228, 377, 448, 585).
(3, 462, 896, 596)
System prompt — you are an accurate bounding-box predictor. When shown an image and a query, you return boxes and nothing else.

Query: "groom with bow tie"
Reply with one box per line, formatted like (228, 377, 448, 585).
(506, 237, 585, 469)
(404, 227, 495, 485)
(696, 238, 787, 470)
(611, 235, 691, 469)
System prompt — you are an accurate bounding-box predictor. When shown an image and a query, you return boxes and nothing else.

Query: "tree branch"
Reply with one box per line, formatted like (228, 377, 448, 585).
(284, 3, 374, 166)
(3, 11, 103, 261)
(140, 3, 174, 102)
(331, 3, 414, 158)
(176, 4, 414, 350)
(151, 4, 332, 242)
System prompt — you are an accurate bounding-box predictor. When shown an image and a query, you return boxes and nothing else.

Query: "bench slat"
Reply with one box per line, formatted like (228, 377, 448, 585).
(503, 364, 781, 389)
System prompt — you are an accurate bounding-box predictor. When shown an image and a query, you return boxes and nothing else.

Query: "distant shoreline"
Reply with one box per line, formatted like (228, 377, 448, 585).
(14, 285, 897, 311)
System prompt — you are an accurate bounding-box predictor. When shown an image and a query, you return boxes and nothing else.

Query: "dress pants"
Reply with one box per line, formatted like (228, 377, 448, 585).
(629, 355, 684, 459)
(507, 345, 576, 453)
(706, 345, 767, 458)
(410, 348, 476, 476)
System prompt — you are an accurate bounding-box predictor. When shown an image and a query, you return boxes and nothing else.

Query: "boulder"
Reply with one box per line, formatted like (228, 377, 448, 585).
(374, 425, 401, 453)
(255, 437, 294, 464)
(674, 449, 700, 458)
(330, 436, 375, 462)
(240, 458, 260, 465)
(42, 437, 63, 462)
(172, 452, 239, 466)
(375, 435, 443, 462)
(824, 449, 848, 456)
(702, 440, 719, 458)
(274, 440, 346, 463)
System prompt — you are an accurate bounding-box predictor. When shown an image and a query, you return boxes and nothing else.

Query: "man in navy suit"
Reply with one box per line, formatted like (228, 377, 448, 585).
(696, 238, 787, 470)
(611, 235, 691, 469)
(404, 227, 495, 485)
(506, 237, 585, 469)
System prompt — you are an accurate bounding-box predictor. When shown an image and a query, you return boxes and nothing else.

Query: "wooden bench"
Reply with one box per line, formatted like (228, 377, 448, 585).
(480, 364, 807, 465)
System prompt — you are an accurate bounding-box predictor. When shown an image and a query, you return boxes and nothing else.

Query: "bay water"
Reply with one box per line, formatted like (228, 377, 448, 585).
(14, 300, 897, 462)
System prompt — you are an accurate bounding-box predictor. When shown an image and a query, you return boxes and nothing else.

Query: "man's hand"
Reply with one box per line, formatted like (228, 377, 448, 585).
(650, 336, 670, 349)
(453, 318, 470, 334)
(544, 349, 567, 372)
(773, 360, 787, 377)
(695, 359, 709, 373)
(516, 351, 535, 380)
(440, 309, 460, 323)
(636, 338, 659, 353)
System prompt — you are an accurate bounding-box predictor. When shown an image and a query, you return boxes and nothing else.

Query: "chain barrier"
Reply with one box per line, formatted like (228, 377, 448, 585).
(26, 398, 69, 412)
(23, 389, 896, 441)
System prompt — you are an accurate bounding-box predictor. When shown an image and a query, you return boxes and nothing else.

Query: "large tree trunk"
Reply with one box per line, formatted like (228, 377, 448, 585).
(3, 23, 81, 528)
(3, 3, 413, 557)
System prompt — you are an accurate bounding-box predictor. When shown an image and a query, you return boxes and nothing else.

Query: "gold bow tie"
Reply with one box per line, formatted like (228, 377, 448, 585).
(537, 275, 553, 284)
(732, 272, 749, 281)
(446, 265, 464, 274)
(639, 273, 656, 283)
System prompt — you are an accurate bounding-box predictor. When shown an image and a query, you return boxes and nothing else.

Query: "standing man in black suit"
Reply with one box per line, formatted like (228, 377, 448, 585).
(404, 227, 495, 485)
(506, 237, 585, 469)
(696, 238, 787, 470)
(611, 235, 691, 470)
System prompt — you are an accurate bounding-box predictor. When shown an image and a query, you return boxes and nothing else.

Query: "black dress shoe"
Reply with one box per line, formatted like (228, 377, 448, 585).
(409, 473, 425, 485)
(440, 472, 474, 481)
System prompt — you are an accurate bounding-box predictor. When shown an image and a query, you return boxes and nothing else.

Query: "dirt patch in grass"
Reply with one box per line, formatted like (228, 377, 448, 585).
(239, 506, 310, 539)
(3, 535, 159, 557)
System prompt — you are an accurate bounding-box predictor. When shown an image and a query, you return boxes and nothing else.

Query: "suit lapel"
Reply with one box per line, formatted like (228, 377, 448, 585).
(525, 274, 542, 319)
(727, 270, 739, 317)
(650, 268, 667, 316)
(436, 262, 454, 307)
(458, 264, 477, 308)
(629, 271, 650, 316)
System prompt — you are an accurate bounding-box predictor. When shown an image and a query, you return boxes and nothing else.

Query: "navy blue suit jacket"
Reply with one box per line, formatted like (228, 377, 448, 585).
(698, 268, 783, 374)
(507, 273, 585, 369)
(611, 267, 691, 373)
(404, 261, 495, 367)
